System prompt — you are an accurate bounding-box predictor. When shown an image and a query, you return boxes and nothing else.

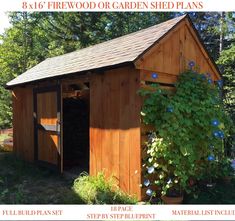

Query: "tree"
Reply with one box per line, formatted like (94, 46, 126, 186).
(217, 45, 235, 124)
(0, 12, 48, 128)
(0, 12, 176, 129)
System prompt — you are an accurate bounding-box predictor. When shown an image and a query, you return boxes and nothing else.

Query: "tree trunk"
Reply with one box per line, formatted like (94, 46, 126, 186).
(219, 12, 225, 54)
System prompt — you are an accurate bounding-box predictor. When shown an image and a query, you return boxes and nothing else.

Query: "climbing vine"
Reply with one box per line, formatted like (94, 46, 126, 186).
(139, 65, 233, 198)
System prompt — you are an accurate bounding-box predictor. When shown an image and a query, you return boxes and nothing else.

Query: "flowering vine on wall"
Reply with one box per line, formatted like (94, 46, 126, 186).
(139, 61, 233, 200)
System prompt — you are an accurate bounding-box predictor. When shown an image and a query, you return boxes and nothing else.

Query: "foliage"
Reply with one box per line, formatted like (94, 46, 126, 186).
(72, 172, 137, 204)
(185, 178, 235, 204)
(139, 68, 233, 198)
(218, 158, 234, 177)
(189, 12, 235, 60)
(217, 44, 235, 157)
(217, 45, 235, 123)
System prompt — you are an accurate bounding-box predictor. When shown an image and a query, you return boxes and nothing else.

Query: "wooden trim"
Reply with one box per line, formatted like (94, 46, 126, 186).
(140, 70, 178, 84)
(33, 89, 38, 162)
(34, 85, 60, 93)
(60, 85, 63, 173)
(57, 84, 62, 172)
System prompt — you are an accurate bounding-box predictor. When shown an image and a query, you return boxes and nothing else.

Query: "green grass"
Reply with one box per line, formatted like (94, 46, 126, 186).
(0, 154, 136, 204)
(73, 172, 137, 204)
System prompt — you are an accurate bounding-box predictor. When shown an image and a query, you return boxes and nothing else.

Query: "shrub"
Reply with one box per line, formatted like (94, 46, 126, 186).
(139, 67, 233, 199)
(72, 172, 137, 204)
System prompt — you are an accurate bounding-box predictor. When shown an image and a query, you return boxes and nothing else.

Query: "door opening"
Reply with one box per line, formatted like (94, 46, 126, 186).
(62, 82, 90, 174)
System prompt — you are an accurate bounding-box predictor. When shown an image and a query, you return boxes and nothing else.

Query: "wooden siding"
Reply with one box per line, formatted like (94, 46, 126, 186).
(90, 66, 142, 199)
(36, 91, 60, 166)
(12, 87, 34, 162)
(135, 20, 221, 81)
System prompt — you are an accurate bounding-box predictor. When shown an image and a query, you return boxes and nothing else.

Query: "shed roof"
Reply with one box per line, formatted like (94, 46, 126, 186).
(7, 15, 189, 87)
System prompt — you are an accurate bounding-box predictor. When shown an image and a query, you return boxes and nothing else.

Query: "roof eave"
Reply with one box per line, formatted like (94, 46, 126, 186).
(5, 61, 134, 90)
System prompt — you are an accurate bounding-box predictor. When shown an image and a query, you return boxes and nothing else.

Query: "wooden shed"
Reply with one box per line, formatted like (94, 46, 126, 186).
(7, 15, 221, 200)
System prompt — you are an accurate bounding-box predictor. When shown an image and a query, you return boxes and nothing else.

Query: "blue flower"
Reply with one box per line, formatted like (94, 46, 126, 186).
(188, 61, 195, 68)
(208, 155, 215, 161)
(213, 130, 224, 139)
(151, 73, 158, 79)
(211, 119, 219, 127)
(208, 79, 213, 84)
(206, 73, 211, 78)
(166, 106, 174, 113)
(217, 80, 223, 88)
(218, 131, 225, 139)
(201, 74, 207, 81)
(144, 179, 150, 187)
(147, 166, 154, 174)
(146, 188, 153, 196)
(213, 131, 219, 138)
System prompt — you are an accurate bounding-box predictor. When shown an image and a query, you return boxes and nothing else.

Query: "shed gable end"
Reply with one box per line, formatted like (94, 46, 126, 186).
(135, 19, 220, 81)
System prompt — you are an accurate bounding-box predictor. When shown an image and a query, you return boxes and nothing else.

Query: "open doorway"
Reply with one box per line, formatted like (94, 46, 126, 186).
(62, 82, 90, 174)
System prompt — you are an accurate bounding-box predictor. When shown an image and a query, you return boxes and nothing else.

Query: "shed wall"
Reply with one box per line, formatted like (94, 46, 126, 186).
(135, 20, 221, 81)
(12, 87, 34, 162)
(135, 19, 221, 200)
(90, 66, 142, 199)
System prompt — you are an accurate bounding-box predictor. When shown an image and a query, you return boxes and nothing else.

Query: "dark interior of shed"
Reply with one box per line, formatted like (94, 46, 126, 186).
(62, 82, 90, 173)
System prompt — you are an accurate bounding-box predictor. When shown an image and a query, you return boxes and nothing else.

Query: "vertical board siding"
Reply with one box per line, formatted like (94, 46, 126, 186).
(89, 74, 103, 175)
(36, 90, 59, 166)
(128, 68, 141, 198)
(90, 66, 141, 199)
(135, 20, 220, 81)
(13, 87, 34, 162)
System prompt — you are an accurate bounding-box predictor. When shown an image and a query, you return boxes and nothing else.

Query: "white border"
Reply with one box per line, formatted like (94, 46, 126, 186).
(0, 205, 235, 220)
(1, 0, 235, 12)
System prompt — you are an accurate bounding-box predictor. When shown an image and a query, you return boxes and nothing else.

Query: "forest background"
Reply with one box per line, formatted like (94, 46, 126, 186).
(0, 12, 234, 132)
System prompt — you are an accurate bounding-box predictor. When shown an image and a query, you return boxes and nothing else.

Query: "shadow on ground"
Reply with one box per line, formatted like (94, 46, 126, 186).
(0, 153, 84, 204)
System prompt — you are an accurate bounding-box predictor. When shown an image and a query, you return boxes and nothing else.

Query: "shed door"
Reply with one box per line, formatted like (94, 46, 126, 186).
(34, 86, 62, 172)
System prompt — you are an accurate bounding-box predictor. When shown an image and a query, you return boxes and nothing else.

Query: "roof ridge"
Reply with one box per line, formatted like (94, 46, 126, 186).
(47, 14, 187, 60)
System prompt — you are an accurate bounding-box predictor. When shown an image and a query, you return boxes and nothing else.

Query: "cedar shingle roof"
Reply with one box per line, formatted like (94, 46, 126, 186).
(7, 15, 187, 87)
